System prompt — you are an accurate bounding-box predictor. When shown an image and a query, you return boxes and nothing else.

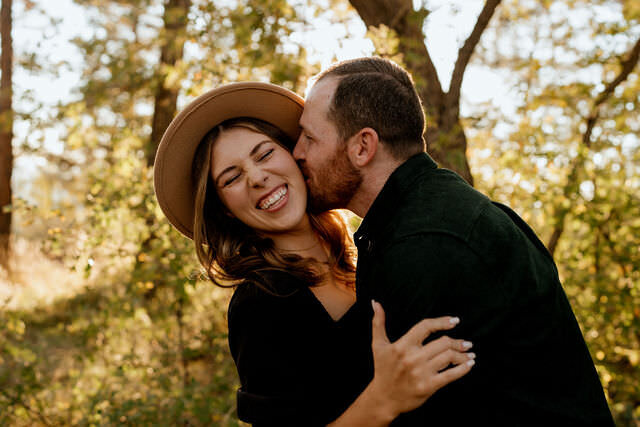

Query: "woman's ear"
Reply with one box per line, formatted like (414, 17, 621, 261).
(217, 198, 235, 218)
(346, 127, 378, 168)
(215, 192, 235, 218)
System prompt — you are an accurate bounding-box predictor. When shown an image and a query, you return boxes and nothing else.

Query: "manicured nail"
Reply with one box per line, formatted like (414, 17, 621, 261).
(467, 352, 476, 359)
(466, 359, 476, 367)
(462, 341, 473, 350)
(371, 299, 377, 311)
(449, 317, 460, 325)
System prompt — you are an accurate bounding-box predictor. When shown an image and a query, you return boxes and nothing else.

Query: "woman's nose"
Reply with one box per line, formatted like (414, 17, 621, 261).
(246, 166, 268, 187)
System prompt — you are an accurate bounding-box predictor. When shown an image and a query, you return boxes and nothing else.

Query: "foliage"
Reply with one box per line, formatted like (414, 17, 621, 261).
(1, 0, 638, 425)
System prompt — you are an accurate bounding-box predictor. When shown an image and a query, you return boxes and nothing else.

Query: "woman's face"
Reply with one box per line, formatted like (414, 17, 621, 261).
(210, 126, 309, 237)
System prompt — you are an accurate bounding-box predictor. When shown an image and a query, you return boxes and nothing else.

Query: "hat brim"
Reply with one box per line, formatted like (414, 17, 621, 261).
(153, 82, 304, 239)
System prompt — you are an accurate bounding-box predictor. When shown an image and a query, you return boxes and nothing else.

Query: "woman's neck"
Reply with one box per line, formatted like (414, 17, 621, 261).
(269, 215, 356, 319)
(268, 215, 328, 262)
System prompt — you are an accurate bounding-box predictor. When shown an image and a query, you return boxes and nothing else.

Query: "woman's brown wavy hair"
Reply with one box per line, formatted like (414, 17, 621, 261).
(191, 117, 356, 294)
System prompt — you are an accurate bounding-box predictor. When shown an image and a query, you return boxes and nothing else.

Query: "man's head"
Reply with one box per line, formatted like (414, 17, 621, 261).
(294, 57, 426, 213)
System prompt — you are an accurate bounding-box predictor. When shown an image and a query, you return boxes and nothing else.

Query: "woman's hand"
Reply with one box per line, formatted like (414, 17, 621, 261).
(328, 301, 474, 427)
(367, 300, 475, 422)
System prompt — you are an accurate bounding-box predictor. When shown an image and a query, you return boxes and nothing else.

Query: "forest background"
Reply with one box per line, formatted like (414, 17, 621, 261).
(0, 0, 638, 425)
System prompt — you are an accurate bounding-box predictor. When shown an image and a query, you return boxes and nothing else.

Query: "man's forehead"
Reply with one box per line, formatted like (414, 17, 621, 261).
(307, 77, 339, 105)
(302, 79, 339, 133)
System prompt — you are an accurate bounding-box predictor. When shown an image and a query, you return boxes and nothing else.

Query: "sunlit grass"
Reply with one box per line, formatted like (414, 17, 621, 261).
(0, 238, 88, 310)
(0, 238, 245, 426)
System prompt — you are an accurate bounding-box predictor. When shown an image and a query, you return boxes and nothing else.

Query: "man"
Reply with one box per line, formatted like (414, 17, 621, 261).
(293, 57, 613, 425)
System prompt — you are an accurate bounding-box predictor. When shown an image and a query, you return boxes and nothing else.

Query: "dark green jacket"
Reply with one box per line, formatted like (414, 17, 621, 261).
(354, 153, 613, 426)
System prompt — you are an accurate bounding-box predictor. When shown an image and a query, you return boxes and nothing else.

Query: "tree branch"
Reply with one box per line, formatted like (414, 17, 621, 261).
(583, 35, 640, 147)
(348, 0, 445, 110)
(594, 36, 640, 108)
(347, 0, 406, 27)
(448, 0, 502, 109)
(403, 14, 446, 112)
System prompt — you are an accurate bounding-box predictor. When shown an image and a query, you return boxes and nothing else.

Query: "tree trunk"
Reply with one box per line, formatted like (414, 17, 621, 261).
(0, 0, 13, 269)
(348, 0, 502, 186)
(147, 0, 191, 166)
(138, 0, 191, 298)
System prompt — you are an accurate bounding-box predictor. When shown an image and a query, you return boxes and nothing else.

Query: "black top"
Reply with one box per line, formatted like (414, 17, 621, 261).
(354, 153, 614, 426)
(227, 273, 373, 426)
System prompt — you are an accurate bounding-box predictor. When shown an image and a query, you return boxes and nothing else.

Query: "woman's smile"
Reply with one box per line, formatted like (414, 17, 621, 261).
(210, 127, 309, 237)
(257, 184, 289, 211)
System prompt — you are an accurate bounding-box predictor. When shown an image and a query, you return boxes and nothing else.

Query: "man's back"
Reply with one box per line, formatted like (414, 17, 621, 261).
(354, 153, 613, 425)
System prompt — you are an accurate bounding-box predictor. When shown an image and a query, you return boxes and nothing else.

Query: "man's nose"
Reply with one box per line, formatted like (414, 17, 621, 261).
(293, 135, 305, 160)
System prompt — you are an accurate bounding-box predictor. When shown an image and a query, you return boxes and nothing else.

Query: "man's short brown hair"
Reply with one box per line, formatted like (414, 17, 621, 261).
(315, 57, 426, 160)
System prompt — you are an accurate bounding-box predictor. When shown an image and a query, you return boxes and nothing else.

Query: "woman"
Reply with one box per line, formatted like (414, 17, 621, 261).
(154, 82, 475, 426)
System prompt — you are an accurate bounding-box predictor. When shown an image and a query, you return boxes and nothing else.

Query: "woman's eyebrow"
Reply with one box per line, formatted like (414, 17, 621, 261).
(214, 140, 272, 186)
(249, 140, 272, 157)
(215, 165, 238, 186)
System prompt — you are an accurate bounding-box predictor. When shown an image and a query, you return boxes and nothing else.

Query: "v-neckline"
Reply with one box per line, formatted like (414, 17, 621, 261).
(303, 286, 358, 324)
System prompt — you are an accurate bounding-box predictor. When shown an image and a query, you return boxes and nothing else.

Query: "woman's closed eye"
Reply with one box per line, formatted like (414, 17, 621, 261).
(257, 148, 274, 161)
(223, 173, 241, 187)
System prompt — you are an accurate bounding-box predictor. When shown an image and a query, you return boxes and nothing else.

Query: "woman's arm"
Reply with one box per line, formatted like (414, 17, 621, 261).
(229, 286, 473, 426)
(328, 300, 475, 427)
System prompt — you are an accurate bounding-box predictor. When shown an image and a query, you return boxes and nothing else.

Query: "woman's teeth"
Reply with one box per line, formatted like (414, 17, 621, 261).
(259, 186, 287, 210)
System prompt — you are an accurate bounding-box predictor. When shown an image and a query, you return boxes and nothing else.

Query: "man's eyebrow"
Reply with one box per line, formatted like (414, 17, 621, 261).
(214, 140, 272, 186)
(299, 124, 313, 137)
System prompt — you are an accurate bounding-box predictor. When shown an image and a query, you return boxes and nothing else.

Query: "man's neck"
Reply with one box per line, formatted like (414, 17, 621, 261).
(347, 158, 404, 218)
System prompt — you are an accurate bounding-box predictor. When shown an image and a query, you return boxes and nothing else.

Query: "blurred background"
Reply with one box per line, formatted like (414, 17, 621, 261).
(0, 0, 638, 425)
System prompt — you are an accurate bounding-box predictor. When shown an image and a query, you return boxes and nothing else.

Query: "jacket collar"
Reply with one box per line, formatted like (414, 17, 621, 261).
(354, 152, 437, 250)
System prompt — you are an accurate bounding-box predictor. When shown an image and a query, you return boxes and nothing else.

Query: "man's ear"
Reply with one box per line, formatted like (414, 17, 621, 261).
(346, 127, 378, 168)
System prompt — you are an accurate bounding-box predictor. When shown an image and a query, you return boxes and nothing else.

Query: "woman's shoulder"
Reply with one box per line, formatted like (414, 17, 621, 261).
(227, 273, 304, 320)
(226, 275, 312, 356)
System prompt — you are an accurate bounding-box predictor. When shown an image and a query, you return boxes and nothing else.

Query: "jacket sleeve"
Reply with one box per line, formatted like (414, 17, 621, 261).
(367, 217, 609, 425)
(370, 233, 503, 344)
(227, 285, 330, 427)
(369, 233, 524, 425)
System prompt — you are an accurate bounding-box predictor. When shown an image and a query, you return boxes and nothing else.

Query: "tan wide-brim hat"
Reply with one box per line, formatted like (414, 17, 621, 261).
(153, 82, 304, 239)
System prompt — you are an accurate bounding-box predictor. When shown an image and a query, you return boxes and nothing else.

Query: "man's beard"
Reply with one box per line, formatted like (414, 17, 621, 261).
(304, 144, 362, 214)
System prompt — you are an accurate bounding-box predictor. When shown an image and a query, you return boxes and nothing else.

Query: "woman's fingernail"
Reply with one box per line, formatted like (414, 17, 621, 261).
(467, 352, 476, 359)
(449, 317, 460, 325)
(371, 299, 377, 310)
(462, 341, 473, 349)
(466, 359, 476, 367)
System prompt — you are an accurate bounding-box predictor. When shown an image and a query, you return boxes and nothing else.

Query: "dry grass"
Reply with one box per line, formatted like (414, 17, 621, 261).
(0, 238, 87, 310)
(1, 237, 243, 426)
